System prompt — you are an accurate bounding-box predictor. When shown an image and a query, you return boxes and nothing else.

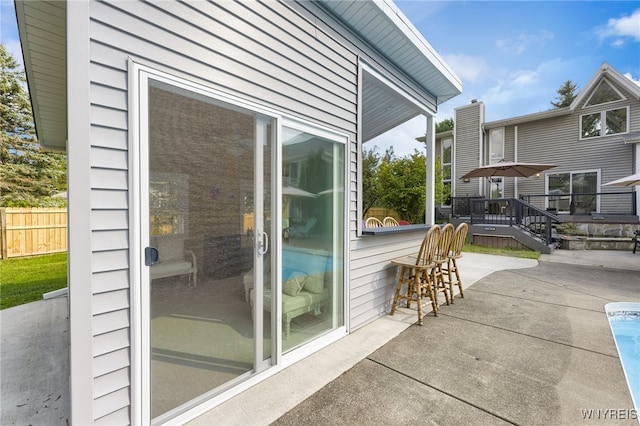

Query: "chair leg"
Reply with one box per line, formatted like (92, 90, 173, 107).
(415, 274, 424, 326)
(421, 274, 438, 317)
(452, 259, 464, 298)
(445, 262, 455, 303)
(390, 266, 406, 315)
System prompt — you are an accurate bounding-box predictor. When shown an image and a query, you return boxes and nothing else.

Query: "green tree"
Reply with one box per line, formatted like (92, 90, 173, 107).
(0, 44, 66, 207)
(550, 80, 578, 108)
(435, 117, 454, 133)
(377, 149, 427, 224)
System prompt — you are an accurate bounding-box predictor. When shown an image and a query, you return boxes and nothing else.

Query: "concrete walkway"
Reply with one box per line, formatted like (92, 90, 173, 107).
(0, 296, 69, 426)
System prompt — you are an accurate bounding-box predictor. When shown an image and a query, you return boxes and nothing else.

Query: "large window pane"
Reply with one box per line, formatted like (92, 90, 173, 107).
(147, 81, 274, 420)
(489, 128, 504, 163)
(548, 173, 570, 212)
(282, 126, 345, 353)
(571, 172, 597, 214)
(606, 108, 627, 135)
(581, 113, 601, 138)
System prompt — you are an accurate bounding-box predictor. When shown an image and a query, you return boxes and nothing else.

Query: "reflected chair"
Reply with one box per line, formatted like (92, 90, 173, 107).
(383, 216, 399, 227)
(150, 234, 198, 287)
(289, 217, 317, 238)
(365, 217, 384, 228)
(390, 224, 441, 325)
(442, 222, 468, 301)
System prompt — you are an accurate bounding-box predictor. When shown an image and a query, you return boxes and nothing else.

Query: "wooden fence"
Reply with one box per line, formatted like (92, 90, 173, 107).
(0, 208, 68, 259)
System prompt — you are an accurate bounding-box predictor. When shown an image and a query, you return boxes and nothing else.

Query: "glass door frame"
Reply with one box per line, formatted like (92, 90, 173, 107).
(129, 62, 349, 425)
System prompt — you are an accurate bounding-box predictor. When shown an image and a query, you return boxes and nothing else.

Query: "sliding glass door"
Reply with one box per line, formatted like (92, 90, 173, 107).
(136, 69, 347, 424)
(142, 77, 274, 422)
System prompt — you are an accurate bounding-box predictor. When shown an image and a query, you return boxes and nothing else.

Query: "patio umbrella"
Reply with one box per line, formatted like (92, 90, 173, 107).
(602, 172, 640, 187)
(282, 186, 317, 198)
(461, 161, 556, 179)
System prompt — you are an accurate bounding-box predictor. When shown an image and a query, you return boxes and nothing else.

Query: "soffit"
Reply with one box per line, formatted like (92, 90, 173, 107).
(319, 0, 462, 104)
(362, 74, 422, 142)
(14, 0, 67, 151)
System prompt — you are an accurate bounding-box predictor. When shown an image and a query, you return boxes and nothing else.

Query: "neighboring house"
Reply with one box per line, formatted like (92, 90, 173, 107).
(436, 62, 639, 221)
(16, 1, 461, 424)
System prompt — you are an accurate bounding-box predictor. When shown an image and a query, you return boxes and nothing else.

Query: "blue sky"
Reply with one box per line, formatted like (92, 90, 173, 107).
(376, 0, 640, 156)
(2, 1, 639, 156)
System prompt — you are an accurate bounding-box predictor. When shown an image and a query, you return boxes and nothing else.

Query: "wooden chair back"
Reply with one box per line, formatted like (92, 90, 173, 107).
(437, 223, 455, 260)
(449, 222, 469, 257)
(416, 224, 441, 266)
(383, 217, 399, 227)
(365, 217, 384, 228)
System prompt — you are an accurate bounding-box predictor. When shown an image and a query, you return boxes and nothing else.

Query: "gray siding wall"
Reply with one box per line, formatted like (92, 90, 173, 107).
(290, 1, 440, 332)
(84, 0, 439, 422)
(476, 76, 637, 213)
(454, 102, 483, 196)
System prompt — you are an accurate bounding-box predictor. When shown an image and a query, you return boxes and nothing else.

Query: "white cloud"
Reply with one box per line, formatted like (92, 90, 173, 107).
(495, 30, 554, 55)
(367, 116, 427, 158)
(623, 72, 640, 87)
(441, 54, 489, 84)
(598, 9, 640, 41)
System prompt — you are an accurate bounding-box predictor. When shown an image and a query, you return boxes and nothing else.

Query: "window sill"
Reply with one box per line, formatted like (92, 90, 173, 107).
(361, 224, 430, 236)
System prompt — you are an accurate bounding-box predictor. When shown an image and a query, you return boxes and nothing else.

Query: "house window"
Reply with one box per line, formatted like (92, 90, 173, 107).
(441, 138, 452, 206)
(488, 128, 504, 164)
(585, 79, 624, 106)
(581, 79, 628, 139)
(547, 170, 599, 214)
(580, 107, 628, 139)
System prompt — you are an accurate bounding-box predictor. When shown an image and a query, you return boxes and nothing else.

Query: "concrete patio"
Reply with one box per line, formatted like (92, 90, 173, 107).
(1, 250, 638, 425)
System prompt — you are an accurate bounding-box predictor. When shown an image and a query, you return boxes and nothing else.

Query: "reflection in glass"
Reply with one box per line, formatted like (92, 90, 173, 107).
(147, 80, 273, 421)
(606, 108, 627, 135)
(281, 126, 345, 353)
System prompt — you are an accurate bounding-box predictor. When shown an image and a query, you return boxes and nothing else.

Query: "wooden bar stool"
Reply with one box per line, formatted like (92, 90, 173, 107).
(390, 225, 440, 325)
(442, 222, 468, 302)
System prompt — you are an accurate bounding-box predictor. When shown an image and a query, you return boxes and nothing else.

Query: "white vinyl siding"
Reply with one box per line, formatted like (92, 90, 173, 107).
(74, 0, 450, 421)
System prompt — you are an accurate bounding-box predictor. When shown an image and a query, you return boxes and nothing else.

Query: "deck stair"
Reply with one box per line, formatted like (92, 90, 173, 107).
(451, 198, 559, 254)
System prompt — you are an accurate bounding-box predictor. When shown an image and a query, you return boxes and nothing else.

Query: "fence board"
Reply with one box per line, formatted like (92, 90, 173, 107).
(0, 208, 68, 258)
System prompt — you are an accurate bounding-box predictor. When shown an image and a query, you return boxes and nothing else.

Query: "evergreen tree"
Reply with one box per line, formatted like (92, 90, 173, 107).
(0, 44, 67, 207)
(435, 117, 454, 133)
(550, 80, 578, 108)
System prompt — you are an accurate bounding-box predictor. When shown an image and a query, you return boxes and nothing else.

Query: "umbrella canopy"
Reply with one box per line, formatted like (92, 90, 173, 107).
(461, 161, 556, 179)
(602, 173, 640, 187)
(282, 187, 317, 198)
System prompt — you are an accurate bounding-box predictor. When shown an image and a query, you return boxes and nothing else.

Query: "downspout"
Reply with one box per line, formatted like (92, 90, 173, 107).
(479, 125, 485, 196)
(514, 125, 518, 199)
(636, 143, 640, 215)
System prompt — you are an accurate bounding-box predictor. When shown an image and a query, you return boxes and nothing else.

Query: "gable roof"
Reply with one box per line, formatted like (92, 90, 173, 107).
(484, 62, 640, 129)
(16, 0, 461, 151)
(570, 62, 640, 110)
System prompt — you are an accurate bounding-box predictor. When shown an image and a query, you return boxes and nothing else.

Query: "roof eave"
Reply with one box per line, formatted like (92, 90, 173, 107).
(484, 107, 571, 129)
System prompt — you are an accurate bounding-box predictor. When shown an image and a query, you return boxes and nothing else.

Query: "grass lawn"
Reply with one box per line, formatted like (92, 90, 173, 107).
(0, 252, 68, 310)
(463, 243, 540, 260)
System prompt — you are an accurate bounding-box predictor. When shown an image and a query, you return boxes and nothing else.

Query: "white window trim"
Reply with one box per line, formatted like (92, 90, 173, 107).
(579, 106, 630, 140)
(544, 169, 601, 212)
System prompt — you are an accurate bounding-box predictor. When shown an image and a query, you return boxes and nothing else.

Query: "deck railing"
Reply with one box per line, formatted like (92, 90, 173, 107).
(519, 191, 636, 216)
(452, 197, 559, 245)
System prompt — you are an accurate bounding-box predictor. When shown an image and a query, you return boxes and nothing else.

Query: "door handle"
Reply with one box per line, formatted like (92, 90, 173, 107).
(145, 246, 159, 266)
(258, 231, 269, 256)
